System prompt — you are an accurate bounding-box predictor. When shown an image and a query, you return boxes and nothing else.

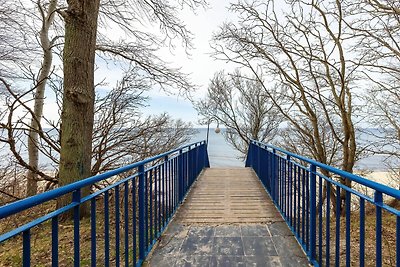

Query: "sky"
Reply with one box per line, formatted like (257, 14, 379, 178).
(4, 1, 237, 128)
(139, 1, 237, 127)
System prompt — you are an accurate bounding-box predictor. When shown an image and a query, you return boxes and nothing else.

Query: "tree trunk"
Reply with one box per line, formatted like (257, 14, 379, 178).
(26, 0, 57, 197)
(58, 0, 100, 219)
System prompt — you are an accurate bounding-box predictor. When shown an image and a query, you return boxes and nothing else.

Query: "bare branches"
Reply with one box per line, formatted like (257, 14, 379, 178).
(96, 40, 193, 94)
(91, 72, 195, 174)
(196, 71, 282, 156)
(211, 0, 361, 172)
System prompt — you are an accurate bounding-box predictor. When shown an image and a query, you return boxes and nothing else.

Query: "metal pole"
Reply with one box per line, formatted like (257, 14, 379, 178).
(206, 119, 210, 146)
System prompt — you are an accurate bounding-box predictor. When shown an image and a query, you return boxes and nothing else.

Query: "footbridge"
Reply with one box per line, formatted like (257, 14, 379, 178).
(1, 140, 399, 266)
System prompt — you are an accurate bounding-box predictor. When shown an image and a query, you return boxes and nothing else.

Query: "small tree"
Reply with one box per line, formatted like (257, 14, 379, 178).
(196, 71, 282, 156)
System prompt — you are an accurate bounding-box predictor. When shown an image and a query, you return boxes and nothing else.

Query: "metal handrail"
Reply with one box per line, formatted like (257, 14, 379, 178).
(251, 140, 400, 199)
(0, 140, 205, 219)
(246, 140, 400, 267)
(0, 140, 209, 267)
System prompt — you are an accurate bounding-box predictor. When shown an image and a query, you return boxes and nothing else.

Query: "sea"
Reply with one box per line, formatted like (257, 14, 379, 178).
(192, 128, 244, 167)
(193, 128, 391, 171)
(0, 127, 393, 171)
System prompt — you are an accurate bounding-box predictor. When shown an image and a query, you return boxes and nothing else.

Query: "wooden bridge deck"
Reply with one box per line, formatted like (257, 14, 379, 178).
(177, 168, 282, 224)
(144, 168, 309, 267)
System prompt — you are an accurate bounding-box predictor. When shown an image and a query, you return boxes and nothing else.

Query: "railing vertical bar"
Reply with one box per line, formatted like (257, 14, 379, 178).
(309, 164, 317, 262)
(326, 182, 331, 267)
(281, 156, 284, 209)
(280, 156, 283, 210)
(269, 151, 273, 200)
(178, 150, 184, 203)
(306, 168, 310, 251)
(375, 191, 383, 267)
(278, 155, 281, 208)
(132, 180, 137, 265)
(345, 190, 351, 267)
(297, 165, 301, 236)
(115, 186, 120, 267)
(73, 190, 80, 267)
(177, 155, 180, 202)
(158, 165, 162, 232)
(173, 157, 176, 209)
(124, 181, 129, 267)
(168, 157, 171, 217)
(172, 157, 175, 211)
(163, 160, 166, 227)
(284, 157, 287, 217)
(289, 159, 293, 227)
(138, 164, 145, 261)
(294, 164, 297, 233)
(318, 176, 323, 263)
(154, 166, 158, 237)
(90, 198, 96, 267)
(167, 157, 171, 217)
(335, 186, 340, 267)
(184, 151, 188, 193)
(360, 197, 365, 267)
(397, 216, 400, 267)
(144, 170, 149, 251)
(164, 158, 168, 222)
(302, 168, 306, 244)
(22, 229, 30, 267)
(52, 216, 59, 267)
(149, 169, 153, 244)
(104, 190, 110, 267)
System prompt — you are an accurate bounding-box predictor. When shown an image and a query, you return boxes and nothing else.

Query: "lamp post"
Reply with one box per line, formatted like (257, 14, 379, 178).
(206, 118, 220, 146)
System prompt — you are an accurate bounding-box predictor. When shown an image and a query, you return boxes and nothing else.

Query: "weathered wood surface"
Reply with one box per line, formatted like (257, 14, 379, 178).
(176, 168, 283, 224)
(144, 168, 309, 267)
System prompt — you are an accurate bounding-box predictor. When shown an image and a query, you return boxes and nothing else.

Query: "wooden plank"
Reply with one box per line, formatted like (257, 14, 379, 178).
(175, 167, 284, 224)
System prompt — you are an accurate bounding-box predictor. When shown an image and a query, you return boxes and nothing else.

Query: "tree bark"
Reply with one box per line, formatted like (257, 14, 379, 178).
(26, 0, 57, 197)
(58, 0, 100, 219)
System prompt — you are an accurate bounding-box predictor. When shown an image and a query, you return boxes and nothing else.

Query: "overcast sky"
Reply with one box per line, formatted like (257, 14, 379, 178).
(140, 1, 237, 127)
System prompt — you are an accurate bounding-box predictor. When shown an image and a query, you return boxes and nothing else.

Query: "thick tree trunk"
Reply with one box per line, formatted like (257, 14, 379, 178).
(26, 0, 57, 197)
(58, 0, 100, 219)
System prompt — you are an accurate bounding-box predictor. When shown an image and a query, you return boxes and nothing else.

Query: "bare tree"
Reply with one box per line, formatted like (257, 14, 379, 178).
(91, 71, 196, 175)
(196, 71, 282, 156)
(346, 0, 400, 186)
(56, 0, 100, 216)
(211, 0, 364, 214)
(56, 0, 207, 216)
(0, 72, 196, 196)
(0, 0, 206, 207)
(26, 0, 59, 196)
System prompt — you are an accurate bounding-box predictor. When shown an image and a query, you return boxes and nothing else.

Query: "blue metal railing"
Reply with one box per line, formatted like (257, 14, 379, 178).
(0, 140, 209, 266)
(246, 140, 400, 267)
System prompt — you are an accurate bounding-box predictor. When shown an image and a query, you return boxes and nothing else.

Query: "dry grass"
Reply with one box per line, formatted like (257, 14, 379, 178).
(0, 194, 140, 267)
(314, 201, 398, 267)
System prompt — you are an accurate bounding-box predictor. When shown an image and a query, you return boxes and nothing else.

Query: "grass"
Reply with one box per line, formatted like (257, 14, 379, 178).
(0, 195, 141, 267)
(313, 200, 398, 267)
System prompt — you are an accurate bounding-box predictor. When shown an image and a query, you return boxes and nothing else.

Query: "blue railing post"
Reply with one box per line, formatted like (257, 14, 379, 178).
(309, 164, 317, 262)
(22, 230, 30, 267)
(138, 164, 145, 261)
(375, 191, 383, 266)
(178, 149, 184, 202)
(72, 189, 81, 267)
(269, 150, 274, 200)
(204, 142, 210, 168)
(272, 149, 277, 203)
(245, 142, 253, 167)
